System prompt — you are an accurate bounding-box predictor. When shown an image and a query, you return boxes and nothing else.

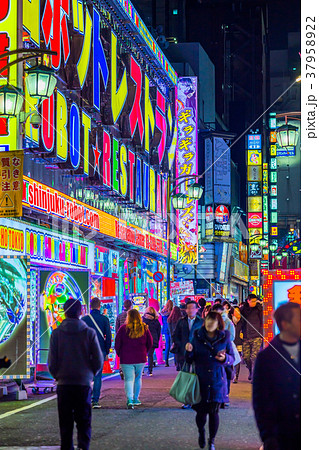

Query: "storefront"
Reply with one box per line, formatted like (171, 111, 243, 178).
(0, 217, 95, 375)
(229, 257, 249, 304)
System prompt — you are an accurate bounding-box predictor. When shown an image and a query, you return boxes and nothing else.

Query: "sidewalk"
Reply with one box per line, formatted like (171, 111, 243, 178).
(0, 362, 262, 450)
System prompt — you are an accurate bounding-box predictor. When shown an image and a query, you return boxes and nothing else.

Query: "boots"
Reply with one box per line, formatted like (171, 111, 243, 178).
(198, 429, 206, 448)
(207, 440, 215, 450)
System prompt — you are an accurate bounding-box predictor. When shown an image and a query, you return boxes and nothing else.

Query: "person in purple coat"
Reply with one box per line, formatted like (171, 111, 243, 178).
(115, 309, 153, 409)
(185, 311, 235, 450)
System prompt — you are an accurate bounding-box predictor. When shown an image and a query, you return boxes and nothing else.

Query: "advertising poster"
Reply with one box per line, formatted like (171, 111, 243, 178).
(0, 151, 24, 218)
(141, 257, 158, 307)
(214, 204, 230, 237)
(205, 206, 214, 237)
(100, 298, 117, 369)
(39, 270, 89, 362)
(177, 76, 198, 265)
(129, 293, 149, 314)
(0, 256, 30, 379)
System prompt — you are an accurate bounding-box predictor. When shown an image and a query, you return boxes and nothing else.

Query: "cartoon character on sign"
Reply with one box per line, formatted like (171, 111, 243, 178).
(0, 258, 27, 345)
(41, 271, 85, 331)
(288, 285, 301, 305)
(250, 153, 259, 164)
(215, 205, 229, 224)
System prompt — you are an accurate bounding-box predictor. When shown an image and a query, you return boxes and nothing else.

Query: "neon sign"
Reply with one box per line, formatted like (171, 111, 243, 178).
(177, 77, 198, 264)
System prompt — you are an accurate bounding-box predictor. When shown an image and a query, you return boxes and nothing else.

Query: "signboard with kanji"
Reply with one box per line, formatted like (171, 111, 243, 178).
(0, 151, 23, 217)
(177, 77, 198, 265)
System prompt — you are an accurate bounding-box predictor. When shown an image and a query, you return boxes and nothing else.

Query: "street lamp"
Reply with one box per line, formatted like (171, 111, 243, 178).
(166, 174, 204, 300)
(0, 85, 24, 116)
(25, 64, 57, 101)
(269, 244, 277, 252)
(187, 182, 204, 200)
(250, 243, 259, 252)
(276, 124, 299, 148)
(172, 193, 188, 210)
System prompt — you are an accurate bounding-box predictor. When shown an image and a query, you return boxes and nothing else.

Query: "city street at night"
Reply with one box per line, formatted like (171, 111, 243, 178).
(0, 364, 260, 450)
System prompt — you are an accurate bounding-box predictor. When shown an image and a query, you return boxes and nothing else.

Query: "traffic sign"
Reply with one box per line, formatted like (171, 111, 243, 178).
(153, 271, 164, 283)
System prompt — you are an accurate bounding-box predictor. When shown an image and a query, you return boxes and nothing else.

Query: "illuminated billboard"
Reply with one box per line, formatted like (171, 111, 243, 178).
(0, 256, 30, 380)
(177, 77, 198, 264)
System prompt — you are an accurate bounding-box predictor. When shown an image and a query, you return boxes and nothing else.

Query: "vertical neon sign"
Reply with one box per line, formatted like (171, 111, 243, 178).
(177, 77, 198, 265)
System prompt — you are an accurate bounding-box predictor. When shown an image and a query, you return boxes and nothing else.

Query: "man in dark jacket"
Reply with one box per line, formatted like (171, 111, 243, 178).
(115, 299, 132, 332)
(173, 300, 203, 392)
(240, 294, 263, 380)
(48, 298, 103, 450)
(197, 297, 206, 318)
(82, 297, 111, 408)
(142, 308, 161, 376)
(253, 302, 301, 450)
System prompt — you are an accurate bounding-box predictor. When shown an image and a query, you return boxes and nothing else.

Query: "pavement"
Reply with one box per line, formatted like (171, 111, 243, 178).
(0, 362, 262, 450)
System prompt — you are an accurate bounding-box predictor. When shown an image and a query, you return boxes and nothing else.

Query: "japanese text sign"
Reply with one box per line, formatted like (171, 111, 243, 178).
(0, 151, 24, 218)
(177, 77, 198, 264)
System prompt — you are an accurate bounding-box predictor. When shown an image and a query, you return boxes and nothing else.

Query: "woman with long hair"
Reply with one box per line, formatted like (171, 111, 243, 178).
(185, 311, 235, 450)
(167, 306, 182, 370)
(142, 306, 161, 376)
(115, 309, 153, 409)
(160, 300, 174, 366)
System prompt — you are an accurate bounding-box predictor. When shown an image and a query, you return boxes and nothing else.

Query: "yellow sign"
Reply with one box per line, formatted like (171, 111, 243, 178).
(247, 165, 262, 181)
(270, 145, 277, 156)
(0, 1, 19, 152)
(0, 151, 24, 217)
(248, 196, 262, 212)
(247, 150, 262, 166)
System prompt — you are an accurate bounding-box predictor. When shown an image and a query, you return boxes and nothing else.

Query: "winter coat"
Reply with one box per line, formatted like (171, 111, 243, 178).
(115, 310, 129, 333)
(221, 313, 235, 341)
(240, 302, 263, 339)
(172, 315, 204, 358)
(253, 335, 301, 450)
(115, 324, 153, 364)
(48, 318, 103, 386)
(168, 320, 179, 339)
(232, 317, 244, 346)
(82, 309, 111, 354)
(142, 313, 161, 348)
(160, 309, 170, 334)
(185, 327, 235, 406)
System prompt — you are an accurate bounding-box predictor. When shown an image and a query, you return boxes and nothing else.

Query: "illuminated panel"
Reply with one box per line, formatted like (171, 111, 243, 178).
(114, 0, 177, 84)
(262, 269, 301, 345)
(177, 77, 198, 264)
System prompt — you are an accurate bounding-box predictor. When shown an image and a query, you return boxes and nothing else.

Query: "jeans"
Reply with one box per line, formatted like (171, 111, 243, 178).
(92, 352, 106, 403)
(164, 332, 171, 363)
(147, 347, 156, 374)
(121, 363, 145, 402)
(57, 385, 92, 450)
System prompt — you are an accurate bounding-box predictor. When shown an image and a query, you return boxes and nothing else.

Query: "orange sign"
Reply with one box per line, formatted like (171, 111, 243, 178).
(0, 151, 24, 217)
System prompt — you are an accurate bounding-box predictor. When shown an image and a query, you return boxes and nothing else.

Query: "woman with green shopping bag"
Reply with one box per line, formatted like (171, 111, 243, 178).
(185, 311, 235, 450)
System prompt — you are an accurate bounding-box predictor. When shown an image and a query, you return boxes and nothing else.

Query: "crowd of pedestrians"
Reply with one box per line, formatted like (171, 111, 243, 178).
(47, 293, 301, 450)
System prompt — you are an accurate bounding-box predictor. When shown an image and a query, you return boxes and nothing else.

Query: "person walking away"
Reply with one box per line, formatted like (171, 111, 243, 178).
(82, 297, 111, 408)
(185, 311, 235, 450)
(180, 302, 187, 317)
(212, 303, 235, 407)
(116, 300, 132, 332)
(240, 294, 263, 381)
(167, 306, 182, 369)
(232, 306, 244, 383)
(142, 307, 161, 376)
(202, 304, 212, 319)
(253, 302, 301, 450)
(160, 300, 173, 366)
(173, 300, 203, 408)
(115, 299, 132, 379)
(48, 298, 103, 450)
(197, 298, 206, 318)
(115, 309, 153, 408)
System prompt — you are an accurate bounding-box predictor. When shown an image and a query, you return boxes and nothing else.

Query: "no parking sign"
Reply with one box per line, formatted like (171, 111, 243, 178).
(153, 271, 164, 283)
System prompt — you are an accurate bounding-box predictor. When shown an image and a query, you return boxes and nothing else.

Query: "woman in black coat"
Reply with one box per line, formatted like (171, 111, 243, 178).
(185, 311, 235, 450)
(142, 307, 161, 376)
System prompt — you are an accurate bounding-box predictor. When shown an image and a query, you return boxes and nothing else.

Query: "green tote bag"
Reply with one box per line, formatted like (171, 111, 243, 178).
(169, 363, 201, 405)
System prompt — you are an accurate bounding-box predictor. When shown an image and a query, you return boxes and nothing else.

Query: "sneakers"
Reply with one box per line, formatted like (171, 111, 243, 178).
(248, 371, 252, 381)
(148, 372, 153, 376)
(233, 377, 238, 384)
(133, 399, 142, 406)
(165, 362, 169, 367)
(127, 400, 134, 409)
(181, 404, 192, 409)
(92, 402, 101, 409)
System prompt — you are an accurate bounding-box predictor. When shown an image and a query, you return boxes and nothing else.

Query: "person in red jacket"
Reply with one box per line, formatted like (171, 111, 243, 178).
(115, 309, 153, 409)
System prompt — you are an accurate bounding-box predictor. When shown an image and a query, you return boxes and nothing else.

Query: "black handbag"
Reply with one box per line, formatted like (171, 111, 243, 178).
(170, 343, 179, 354)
